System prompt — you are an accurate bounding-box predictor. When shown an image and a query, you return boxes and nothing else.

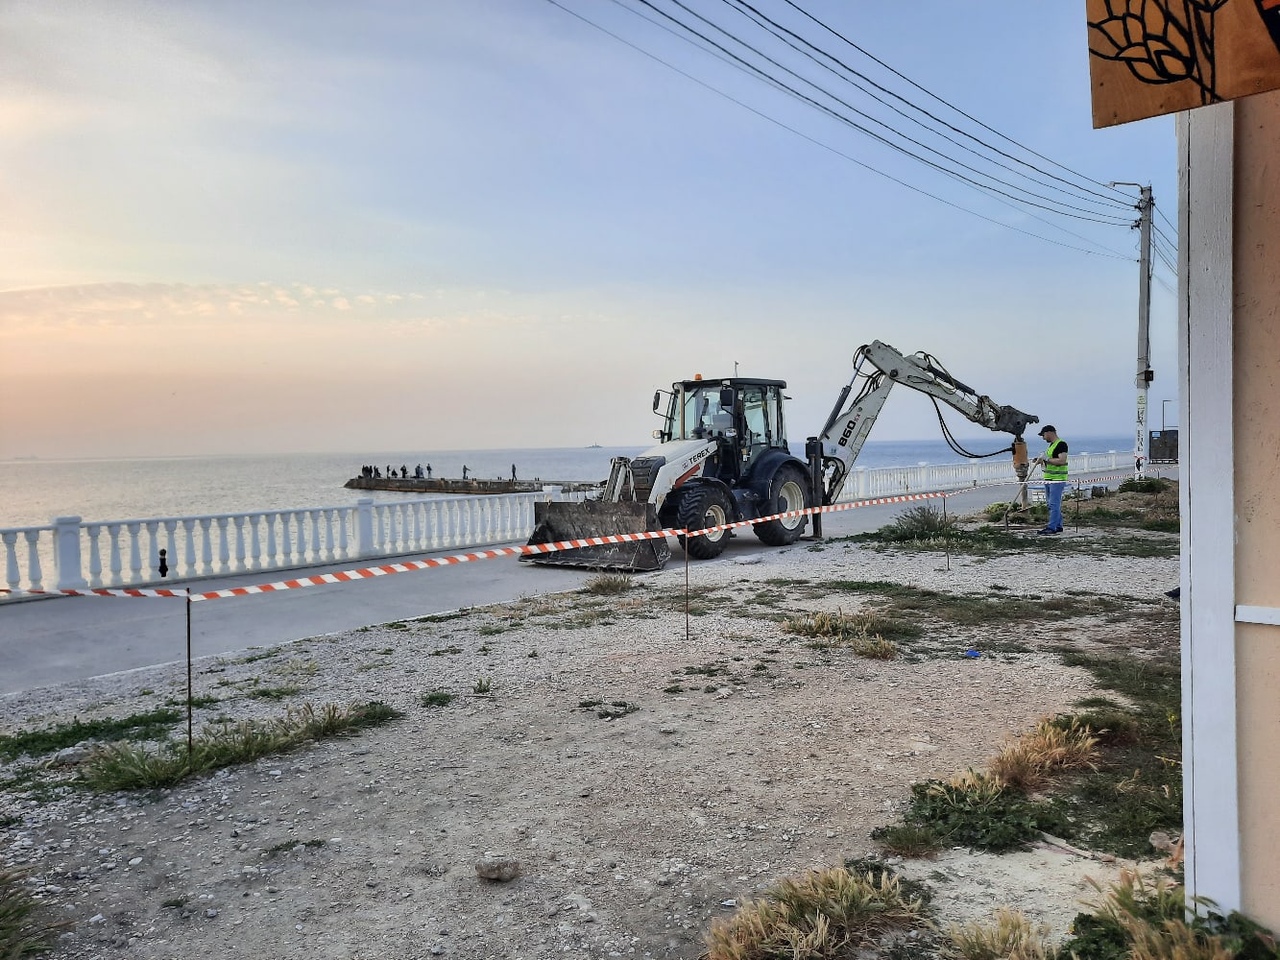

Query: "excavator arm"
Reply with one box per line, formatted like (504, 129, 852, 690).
(815, 340, 1038, 504)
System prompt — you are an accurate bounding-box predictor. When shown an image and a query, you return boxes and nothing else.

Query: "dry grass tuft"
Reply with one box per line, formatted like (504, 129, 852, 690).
(0, 865, 71, 956)
(940, 906, 1053, 960)
(987, 716, 1099, 791)
(782, 609, 899, 660)
(943, 768, 1007, 800)
(582, 573, 634, 595)
(704, 866, 924, 959)
(1078, 871, 1242, 960)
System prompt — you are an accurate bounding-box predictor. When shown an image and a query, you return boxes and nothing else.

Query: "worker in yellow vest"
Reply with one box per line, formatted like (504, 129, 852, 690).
(1033, 425, 1069, 535)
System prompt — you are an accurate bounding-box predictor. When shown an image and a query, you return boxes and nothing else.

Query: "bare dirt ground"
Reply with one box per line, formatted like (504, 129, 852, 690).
(1, 527, 1180, 960)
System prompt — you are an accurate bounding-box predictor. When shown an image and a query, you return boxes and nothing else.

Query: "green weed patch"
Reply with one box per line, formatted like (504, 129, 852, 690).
(82, 701, 401, 792)
(0, 708, 182, 761)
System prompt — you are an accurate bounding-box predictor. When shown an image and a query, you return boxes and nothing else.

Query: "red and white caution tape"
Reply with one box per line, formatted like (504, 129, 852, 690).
(3, 586, 191, 599)
(1, 473, 1144, 601)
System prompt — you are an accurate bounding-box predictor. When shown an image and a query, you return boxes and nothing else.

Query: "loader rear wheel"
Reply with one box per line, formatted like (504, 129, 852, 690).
(676, 485, 733, 560)
(753, 465, 810, 546)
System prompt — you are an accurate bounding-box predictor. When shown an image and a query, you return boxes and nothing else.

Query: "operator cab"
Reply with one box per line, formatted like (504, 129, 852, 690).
(664, 377, 789, 481)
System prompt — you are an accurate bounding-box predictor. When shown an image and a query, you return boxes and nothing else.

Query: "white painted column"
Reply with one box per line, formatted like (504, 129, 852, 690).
(1178, 101, 1241, 912)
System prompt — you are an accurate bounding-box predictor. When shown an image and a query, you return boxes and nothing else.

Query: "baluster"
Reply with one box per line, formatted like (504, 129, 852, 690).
(395, 503, 408, 553)
(449, 500, 462, 548)
(385, 504, 398, 554)
(233, 516, 248, 571)
(3, 531, 20, 592)
(23, 531, 43, 591)
(336, 508, 349, 560)
(265, 513, 278, 569)
(216, 518, 231, 574)
(86, 524, 103, 587)
(425, 502, 438, 550)
(107, 524, 123, 587)
(145, 522, 161, 579)
(278, 512, 291, 565)
(310, 510, 322, 563)
(292, 511, 305, 564)
(199, 519, 214, 575)
(163, 521, 179, 578)
(409, 503, 421, 551)
(501, 496, 514, 542)
(128, 522, 144, 582)
(181, 519, 197, 576)
(249, 514, 263, 571)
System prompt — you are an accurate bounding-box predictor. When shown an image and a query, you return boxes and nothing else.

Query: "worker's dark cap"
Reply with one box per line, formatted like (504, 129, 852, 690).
(1038, 425, 1056, 436)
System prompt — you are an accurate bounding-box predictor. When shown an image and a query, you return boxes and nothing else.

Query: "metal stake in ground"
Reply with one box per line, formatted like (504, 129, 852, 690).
(942, 495, 951, 572)
(186, 592, 194, 759)
(684, 536, 691, 645)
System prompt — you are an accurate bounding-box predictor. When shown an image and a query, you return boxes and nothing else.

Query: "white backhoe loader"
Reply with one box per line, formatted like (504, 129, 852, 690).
(524, 341, 1038, 571)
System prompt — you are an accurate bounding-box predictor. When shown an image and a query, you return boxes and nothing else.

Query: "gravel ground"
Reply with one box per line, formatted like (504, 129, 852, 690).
(1, 527, 1180, 959)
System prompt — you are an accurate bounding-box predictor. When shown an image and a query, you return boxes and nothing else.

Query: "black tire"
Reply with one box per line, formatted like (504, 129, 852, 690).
(676, 484, 734, 560)
(753, 464, 810, 546)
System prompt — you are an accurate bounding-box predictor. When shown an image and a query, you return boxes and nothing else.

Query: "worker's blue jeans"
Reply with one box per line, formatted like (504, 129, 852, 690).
(1045, 481, 1068, 531)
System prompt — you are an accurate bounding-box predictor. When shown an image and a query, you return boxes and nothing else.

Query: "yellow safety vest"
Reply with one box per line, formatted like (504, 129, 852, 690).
(1043, 439, 1068, 481)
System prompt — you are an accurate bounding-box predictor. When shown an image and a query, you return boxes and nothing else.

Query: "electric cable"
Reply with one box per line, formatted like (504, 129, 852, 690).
(545, 0, 1137, 259)
(628, 0, 1135, 224)
(777, 0, 1131, 200)
(722, 0, 1133, 212)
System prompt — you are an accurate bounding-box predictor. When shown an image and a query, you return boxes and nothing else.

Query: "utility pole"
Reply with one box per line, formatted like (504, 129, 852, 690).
(1134, 184, 1154, 477)
(1112, 181, 1155, 477)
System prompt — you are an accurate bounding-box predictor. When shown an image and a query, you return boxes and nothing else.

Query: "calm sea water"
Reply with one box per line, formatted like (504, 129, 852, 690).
(0, 436, 1131, 528)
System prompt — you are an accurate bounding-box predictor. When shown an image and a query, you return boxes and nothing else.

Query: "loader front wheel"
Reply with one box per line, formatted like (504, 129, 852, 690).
(753, 465, 810, 546)
(676, 485, 733, 560)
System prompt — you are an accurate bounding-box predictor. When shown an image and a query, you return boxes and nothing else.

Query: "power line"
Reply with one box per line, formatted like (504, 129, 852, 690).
(722, 0, 1133, 212)
(1154, 202, 1178, 236)
(776, 0, 1132, 201)
(622, 0, 1135, 225)
(544, 0, 1136, 260)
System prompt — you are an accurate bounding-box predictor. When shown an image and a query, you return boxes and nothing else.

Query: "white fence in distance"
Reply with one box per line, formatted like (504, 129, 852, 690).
(1, 453, 1124, 595)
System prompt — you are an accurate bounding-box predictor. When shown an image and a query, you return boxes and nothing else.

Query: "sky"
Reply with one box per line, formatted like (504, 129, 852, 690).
(0, 0, 1179, 459)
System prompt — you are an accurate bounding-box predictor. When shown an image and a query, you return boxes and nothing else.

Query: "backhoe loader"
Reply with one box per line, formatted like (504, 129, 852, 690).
(524, 341, 1038, 571)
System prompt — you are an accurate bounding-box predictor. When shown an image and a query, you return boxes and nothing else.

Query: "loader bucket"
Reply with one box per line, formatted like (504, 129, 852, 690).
(522, 501, 671, 572)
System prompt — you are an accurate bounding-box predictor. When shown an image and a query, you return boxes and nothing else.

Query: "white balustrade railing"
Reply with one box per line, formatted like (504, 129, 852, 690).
(1, 492, 556, 596)
(832, 451, 1123, 502)
(0, 455, 1131, 597)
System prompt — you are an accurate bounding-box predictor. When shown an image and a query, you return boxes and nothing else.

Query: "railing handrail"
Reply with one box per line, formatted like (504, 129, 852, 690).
(1, 456, 1136, 597)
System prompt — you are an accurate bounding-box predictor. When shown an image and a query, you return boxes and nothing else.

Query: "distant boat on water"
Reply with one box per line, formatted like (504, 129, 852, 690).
(586, 443, 602, 448)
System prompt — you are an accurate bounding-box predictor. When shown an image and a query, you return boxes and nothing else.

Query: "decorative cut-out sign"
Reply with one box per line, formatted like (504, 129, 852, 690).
(1087, 0, 1280, 127)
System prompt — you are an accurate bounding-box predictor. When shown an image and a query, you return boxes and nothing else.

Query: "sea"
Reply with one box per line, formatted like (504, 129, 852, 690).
(0, 435, 1132, 529)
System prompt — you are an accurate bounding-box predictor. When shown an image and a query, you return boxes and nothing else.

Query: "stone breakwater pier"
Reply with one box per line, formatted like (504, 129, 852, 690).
(343, 476, 603, 495)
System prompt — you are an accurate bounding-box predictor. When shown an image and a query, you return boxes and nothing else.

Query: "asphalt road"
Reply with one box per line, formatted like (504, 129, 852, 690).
(0, 476, 1130, 697)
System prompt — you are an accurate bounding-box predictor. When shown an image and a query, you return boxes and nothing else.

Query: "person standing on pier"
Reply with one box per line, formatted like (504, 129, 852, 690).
(511, 463, 517, 481)
(462, 465, 469, 480)
(426, 464, 432, 479)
